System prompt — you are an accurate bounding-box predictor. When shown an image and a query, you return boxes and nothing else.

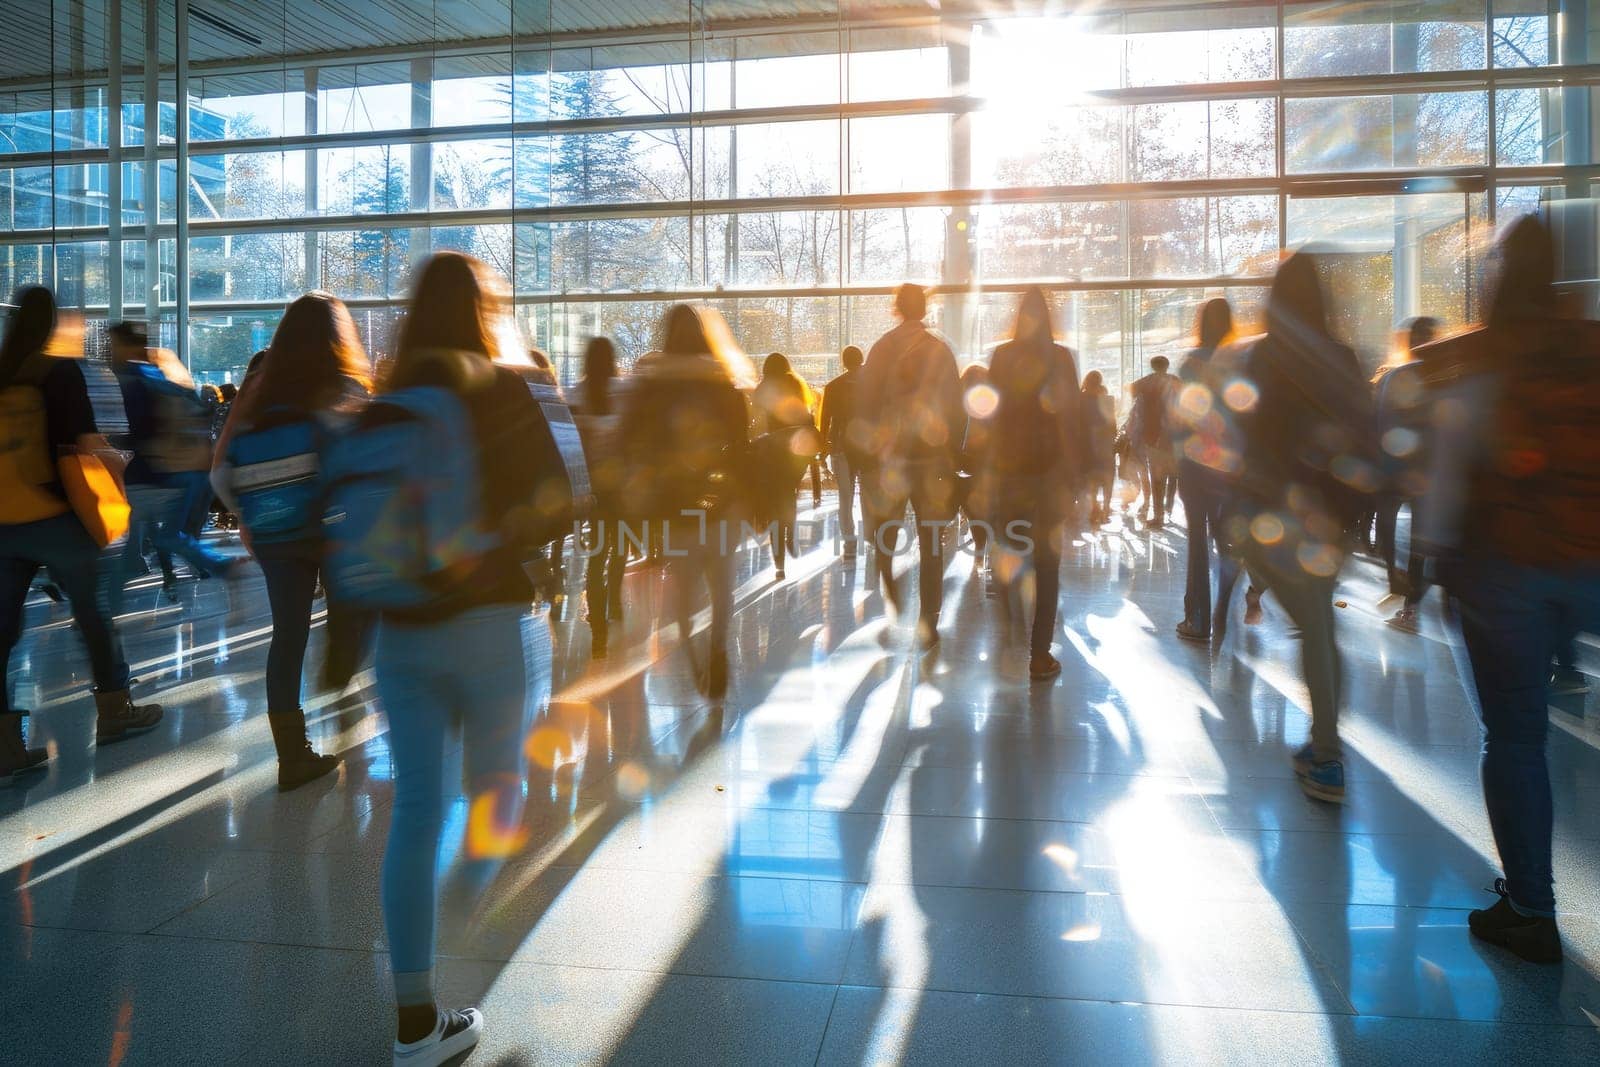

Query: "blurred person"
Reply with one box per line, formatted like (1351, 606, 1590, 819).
(211, 292, 372, 791)
(1, 286, 162, 777)
(1081, 370, 1116, 525)
(1374, 315, 1441, 632)
(1427, 216, 1600, 964)
(751, 352, 820, 580)
(958, 362, 995, 581)
(1129, 354, 1180, 526)
(1174, 298, 1236, 641)
(1231, 252, 1377, 804)
(621, 305, 752, 699)
(857, 283, 964, 649)
(984, 287, 1084, 680)
(571, 336, 626, 659)
(363, 253, 553, 1063)
(819, 344, 865, 555)
(108, 321, 234, 608)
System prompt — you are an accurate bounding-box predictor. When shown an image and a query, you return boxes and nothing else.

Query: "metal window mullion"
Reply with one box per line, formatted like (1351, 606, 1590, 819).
(176, 0, 189, 363)
(107, 0, 122, 323)
(143, 0, 158, 324)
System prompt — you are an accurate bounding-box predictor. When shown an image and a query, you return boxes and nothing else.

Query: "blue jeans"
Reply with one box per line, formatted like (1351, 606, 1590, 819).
(1, 513, 130, 712)
(376, 605, 546, 1006)
(1454, 559, 1600, 916)
(111, 474, 230, 611)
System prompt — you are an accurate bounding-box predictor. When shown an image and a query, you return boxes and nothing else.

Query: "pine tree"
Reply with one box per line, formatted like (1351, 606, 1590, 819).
(548, 70, 641, 289)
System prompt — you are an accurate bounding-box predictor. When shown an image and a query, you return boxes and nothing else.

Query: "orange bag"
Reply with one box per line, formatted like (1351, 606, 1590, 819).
(59, 452, 131, 548)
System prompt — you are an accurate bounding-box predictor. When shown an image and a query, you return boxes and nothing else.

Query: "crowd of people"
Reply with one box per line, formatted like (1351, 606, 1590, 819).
(1, 212, 1596, 1064)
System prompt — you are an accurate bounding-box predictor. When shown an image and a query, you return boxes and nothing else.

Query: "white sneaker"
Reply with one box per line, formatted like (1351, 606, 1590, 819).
(393, 1007, 482, 1067)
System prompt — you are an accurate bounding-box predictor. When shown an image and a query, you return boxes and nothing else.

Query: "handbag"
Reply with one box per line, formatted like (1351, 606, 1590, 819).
(59, 452, 131, 548)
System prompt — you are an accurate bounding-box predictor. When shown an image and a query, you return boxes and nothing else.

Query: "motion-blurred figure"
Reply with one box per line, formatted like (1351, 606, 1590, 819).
(1230, 253, 1377, 804)
(1129, 354, 1180, 526)
(751, 352, 819, 580)
(1081, 370, 1116, 526)
(1374, 315, 1440, 632)
(1427, 216, 1600, 965)
(819, 344, 865, 556)
(958, 362, 995, 583)
(108, 321, 233, 607)
(857, 284, 964, 649)
(367, 253, 551, 1063)
(1174, 297, 1236, 642)
(572, 336, 626, 659)
(984, 286, 1084, 680)
(621, 305, 752, 699)
(1, 287, 162, 777)
(212, 291, 371, 791)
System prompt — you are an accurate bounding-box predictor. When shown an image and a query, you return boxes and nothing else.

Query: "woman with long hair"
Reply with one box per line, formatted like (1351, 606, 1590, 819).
(212, 290, 372, 790)
(1080, 370, 1116, 524)
(1173, 297, 1236, 642)
(572, 335, 627, 658)
(751, 351, 819, 579)
(371, 252, 550, 1065)
(1, 287, 161, 779)
(621, 305, 752, 698)
(985, 286, 1083, 681)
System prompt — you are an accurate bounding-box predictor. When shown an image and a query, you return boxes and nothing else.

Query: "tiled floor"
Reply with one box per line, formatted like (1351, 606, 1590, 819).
(6, 501, 1600, 1065)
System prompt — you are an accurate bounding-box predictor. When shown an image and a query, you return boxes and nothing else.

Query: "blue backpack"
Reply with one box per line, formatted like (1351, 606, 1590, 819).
(226, 408, 326, 544)
(320, 387, 493, 610)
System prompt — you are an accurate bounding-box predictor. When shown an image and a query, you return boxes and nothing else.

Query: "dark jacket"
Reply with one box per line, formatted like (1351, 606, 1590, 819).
(620, 352, 750, 521)
(857, 320, 963, 468)
(819, 368, 861, 455)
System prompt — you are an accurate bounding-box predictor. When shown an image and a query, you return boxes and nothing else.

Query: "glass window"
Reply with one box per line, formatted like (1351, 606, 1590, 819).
(848, 115, 947, 194)
(318, 228, 412, 301)
(1285, 2, 1487, 78)
(980, 202, 1127, 281)
(190, 70, 305, 141)
(1495, 87, 1600, 166)
(1492, 1, 1600, 66)
(317, 62, 412, 135)
(188, 234, 306, 304)
(1131, 197, 1280, 277)
(846, 207, 948, 285)
(1286, 92, 1488, 172)
(1133, 99, 1275, 182)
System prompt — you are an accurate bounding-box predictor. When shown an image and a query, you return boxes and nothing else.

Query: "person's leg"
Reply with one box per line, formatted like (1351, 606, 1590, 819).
(44, 518, 131, 694)
(376, 621, 452, 1039)
(810, 456, 822, 508)
(833, 453, 857, 547)
(1178, 473, 1212, 632)
(1252, 549, 1341, 765)
(1375, 494, 1401, 592)
(259, 556, 318, 716)
(1029, 499, 1062, 660)
(914, 512, 945, 637)
(585, 521, 610, 651)
(1456, 562, 1558, 916)
(0, 547, 40, 716)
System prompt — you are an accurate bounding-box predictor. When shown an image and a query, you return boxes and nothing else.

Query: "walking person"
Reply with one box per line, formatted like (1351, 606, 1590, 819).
(984, 286, 1084, 680)
(1232, 253, 1376, 804)
(2, 286, 162, 778)
(108, 321, 234, 609)
(571, 336, 626, 659)
(819, 344, 865, 556)
(1174, 298, 1236, 642)
(1081, 371, 1116, 526)
(1428, 216, 1600, 964)
(751, 352, 819, 580)
(1373, 316, 1440, 632)
(857, 283, 964, 649)
(957, 362, 996, 584)
(211, 291, 371, 791)
(621, 305, 752, 699)
(357, 253, 554, 1064)
(1129, 354, 1180, 526)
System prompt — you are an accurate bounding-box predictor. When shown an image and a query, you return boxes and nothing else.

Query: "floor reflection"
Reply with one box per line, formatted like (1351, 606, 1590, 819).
(4, 503, 1600, 1062)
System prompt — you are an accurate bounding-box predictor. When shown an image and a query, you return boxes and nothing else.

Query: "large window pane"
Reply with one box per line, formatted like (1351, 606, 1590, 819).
(1287, 92, 1487, 172)
(1285, 2, 1486, 78)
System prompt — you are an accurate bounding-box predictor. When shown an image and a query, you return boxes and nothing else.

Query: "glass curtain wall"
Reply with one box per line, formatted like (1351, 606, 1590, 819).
(3, 1, 1598, 392)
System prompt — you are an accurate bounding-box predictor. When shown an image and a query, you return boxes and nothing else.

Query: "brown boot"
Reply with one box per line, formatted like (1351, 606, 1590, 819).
(1, 711, 48, 782)
(94, 689, 163, 744)
(267, 710, 341, 792)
